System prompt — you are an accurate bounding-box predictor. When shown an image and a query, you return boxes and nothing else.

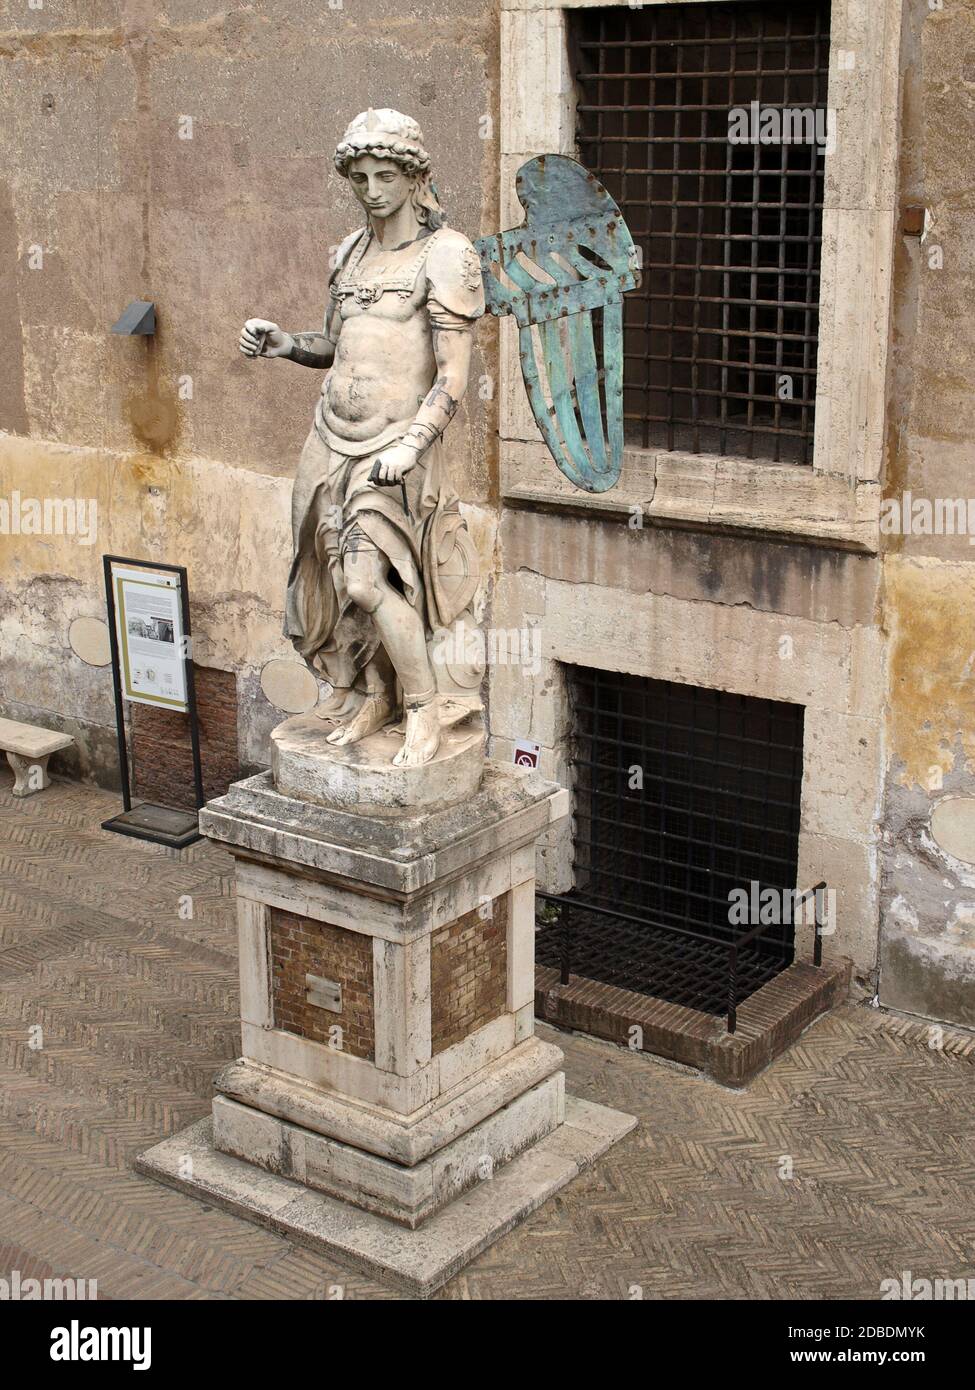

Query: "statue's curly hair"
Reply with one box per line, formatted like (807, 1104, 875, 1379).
(334, 110, 445, 229)
(334, 139, 430, 179)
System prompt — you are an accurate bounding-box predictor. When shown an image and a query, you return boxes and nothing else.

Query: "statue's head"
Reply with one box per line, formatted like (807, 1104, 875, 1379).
(334, 109, 445, 229)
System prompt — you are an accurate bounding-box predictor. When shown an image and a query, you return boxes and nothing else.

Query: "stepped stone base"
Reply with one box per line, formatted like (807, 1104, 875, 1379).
(215, 1038, 564, 1166)
(137, 1097, 636, 1297)
(211, 1069, 566, 1228)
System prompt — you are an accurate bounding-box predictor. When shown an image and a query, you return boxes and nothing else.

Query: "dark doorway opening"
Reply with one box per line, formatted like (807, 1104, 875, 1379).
(536, 667, 805, 1018)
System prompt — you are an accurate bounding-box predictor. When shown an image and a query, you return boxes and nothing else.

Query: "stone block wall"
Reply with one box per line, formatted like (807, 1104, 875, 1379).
(877, 2, 975, 1027)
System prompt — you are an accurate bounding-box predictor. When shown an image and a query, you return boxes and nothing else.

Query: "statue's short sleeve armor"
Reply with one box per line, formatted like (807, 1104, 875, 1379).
(324, 230, 367, 341)
(425, 230, 486, 329)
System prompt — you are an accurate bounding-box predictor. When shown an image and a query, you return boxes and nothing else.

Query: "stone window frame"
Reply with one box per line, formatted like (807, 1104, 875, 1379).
(498, 0, 902, 551)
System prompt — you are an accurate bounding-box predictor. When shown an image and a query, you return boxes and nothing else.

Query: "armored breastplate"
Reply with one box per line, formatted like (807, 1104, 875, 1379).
(331, 228, 442, 308)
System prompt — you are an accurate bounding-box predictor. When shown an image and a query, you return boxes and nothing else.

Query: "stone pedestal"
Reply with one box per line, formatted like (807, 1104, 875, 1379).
(137, 721, 635, 1295)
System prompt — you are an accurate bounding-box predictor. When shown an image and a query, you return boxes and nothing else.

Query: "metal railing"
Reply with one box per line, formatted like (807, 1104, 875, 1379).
(537, 880, 828, 1034)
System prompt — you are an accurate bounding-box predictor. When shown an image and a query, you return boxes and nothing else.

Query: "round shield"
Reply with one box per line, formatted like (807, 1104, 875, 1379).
(431, 519, 479, 627)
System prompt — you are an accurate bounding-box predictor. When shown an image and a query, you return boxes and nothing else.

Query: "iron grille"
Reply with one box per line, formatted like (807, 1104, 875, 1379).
(572, 0, 831, 463)
(536, 668, 806, 1018)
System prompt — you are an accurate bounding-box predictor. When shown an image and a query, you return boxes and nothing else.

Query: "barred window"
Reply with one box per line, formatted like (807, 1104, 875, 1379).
(573, 0, 831, 464)
(535, 667, 805, 1016)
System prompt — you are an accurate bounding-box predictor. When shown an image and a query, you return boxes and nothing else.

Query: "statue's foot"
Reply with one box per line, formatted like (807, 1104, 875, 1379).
(326, 692, 394, 746)
(392, 699, 441, 767)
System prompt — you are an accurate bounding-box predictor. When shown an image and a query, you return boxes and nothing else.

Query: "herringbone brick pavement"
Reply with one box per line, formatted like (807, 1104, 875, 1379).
(1, 772, 973, 1300)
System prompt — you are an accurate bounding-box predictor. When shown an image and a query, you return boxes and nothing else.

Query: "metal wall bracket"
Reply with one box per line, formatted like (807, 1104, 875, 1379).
(111, 301, 155, 335)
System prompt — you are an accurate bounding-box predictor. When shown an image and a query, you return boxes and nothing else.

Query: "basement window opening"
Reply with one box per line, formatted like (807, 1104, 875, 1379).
(571, 0, 831, 464)
(536, 667, 805, 1017)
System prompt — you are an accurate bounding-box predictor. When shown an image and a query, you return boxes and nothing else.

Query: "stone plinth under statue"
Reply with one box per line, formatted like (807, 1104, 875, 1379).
(270, 709, 486, 816)
(137, 717, 635, 1295)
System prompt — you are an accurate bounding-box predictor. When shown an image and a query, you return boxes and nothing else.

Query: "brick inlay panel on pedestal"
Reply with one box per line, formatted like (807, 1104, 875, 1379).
(269, 908, 375, 1060)
(430, 894, 508, 1055)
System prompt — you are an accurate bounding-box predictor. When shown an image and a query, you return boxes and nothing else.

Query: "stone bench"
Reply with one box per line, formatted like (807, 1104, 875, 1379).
(0, 718, 74, 797)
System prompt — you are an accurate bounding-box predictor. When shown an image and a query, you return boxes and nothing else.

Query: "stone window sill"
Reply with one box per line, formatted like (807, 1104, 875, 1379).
(500, 440, 882, 553)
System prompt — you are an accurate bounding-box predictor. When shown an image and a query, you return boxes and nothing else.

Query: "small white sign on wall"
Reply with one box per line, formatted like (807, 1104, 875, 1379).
(513, 738, 540, 769)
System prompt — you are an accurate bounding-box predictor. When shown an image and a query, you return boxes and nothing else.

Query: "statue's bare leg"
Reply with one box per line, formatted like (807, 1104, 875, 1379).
(338, 548, 440, 765)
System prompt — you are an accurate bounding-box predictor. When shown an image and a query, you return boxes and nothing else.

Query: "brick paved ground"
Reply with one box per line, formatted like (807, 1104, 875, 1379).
(1, 772, 974, 1300)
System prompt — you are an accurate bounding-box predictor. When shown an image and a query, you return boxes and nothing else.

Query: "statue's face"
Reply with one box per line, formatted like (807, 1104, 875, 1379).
(347, 154, 414, 220)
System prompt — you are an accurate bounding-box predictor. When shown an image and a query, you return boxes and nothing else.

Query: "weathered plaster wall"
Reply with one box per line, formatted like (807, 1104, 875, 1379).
(879, 0, 975, 1026)
(0, 0, 500, 781)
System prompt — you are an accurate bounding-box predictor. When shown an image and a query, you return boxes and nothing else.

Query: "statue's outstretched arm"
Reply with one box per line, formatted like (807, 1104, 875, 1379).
(285, 333, 335, 369)
(282, 282, 343, 368)
(238, 319, 335, 370)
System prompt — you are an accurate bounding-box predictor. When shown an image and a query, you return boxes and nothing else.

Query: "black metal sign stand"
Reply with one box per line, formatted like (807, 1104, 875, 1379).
(101, 555, 204, 849)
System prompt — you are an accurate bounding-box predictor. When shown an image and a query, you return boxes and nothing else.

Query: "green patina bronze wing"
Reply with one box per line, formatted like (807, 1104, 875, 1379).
(475, 156, 641, 493)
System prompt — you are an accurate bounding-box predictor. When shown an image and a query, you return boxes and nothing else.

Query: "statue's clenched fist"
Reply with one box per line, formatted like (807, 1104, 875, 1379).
(239, 318, 293, 359)
(369, 443, 419, 486)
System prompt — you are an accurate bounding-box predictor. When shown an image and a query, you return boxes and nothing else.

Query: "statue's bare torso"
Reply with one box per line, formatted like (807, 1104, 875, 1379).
(321, 238, 437, 444)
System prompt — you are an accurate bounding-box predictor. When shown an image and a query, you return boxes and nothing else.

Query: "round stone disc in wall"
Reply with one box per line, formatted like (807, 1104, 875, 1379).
(69, 617, 111, 666)
(930, 797, 975, 866)
(260, 659, 319, 714)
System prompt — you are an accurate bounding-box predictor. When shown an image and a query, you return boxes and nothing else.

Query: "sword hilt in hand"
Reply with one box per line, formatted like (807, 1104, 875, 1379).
(367, 461, 410, 520)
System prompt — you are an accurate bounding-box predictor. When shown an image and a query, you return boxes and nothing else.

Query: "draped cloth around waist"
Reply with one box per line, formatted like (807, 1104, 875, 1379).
(284, 419, 471, 691)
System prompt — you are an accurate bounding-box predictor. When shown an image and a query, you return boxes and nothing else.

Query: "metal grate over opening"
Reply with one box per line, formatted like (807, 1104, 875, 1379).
(536, 668, 805, 1017)
(572, 0, 831, 463)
